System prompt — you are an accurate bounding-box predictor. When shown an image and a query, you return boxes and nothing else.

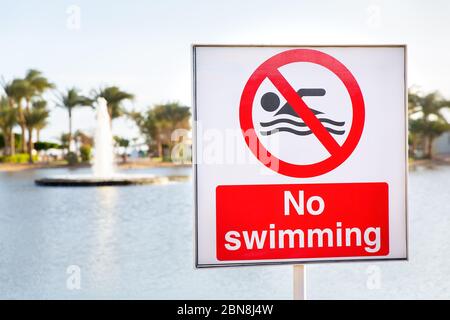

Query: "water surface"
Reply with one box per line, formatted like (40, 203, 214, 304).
(0, 165, 448, 299)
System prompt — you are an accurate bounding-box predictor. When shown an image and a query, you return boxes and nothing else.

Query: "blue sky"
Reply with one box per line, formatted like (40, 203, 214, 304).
(1, 0, 450, 142)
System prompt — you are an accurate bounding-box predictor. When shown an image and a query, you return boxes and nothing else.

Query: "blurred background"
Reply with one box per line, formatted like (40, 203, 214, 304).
(0, 0, 449, 299)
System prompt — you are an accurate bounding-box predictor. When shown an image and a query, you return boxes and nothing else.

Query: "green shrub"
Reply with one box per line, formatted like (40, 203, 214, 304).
(0, 153, 38, 163)
(65, 152, 79, 166)
(34, 141, 61, 151)
(0, 134, 22, 151)
(80, 145, 92, 162)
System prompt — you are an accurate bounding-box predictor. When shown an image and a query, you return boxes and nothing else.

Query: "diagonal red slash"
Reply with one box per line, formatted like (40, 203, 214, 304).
(267, 69, 341, 155)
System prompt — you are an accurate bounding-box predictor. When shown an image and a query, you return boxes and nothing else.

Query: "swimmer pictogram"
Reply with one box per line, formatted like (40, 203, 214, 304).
(259, 88, 346, 136)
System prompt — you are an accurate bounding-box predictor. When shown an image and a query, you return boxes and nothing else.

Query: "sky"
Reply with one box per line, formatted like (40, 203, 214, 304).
(1, 0, 450, 142)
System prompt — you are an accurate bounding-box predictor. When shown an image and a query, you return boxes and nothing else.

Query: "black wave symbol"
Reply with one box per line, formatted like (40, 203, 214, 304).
(260, 127, 345, 136)
(260, 118, 345, 128)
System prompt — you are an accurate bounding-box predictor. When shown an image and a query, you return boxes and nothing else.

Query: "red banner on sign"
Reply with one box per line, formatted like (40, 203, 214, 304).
(216, 183, 389, 261)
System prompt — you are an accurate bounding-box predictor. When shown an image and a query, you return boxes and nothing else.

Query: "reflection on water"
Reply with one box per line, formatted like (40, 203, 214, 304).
(90, 187, 119, 289)
(0, 165, 449, 299)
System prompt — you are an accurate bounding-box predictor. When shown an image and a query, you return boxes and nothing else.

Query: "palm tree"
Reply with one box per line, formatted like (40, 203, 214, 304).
(409, 91, 450, 158)
(92, 86, 134, 124)
(0, 96, 17, 156)
(56, 88, 92, 151)
(1, 78, 28, 152)
(130, 110, 158, 156)
(24, 69, 54, 96)
(132, 102, 191, 159)
(59, 133, 70, 152)
(23, 70, 54, 153)
(23, 100, 50, 163)
(35, 118, 47, 143)
(1, 71, 53, 154)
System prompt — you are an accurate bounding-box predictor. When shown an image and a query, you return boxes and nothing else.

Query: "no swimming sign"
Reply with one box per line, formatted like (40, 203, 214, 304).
(193, 45, 407, 267)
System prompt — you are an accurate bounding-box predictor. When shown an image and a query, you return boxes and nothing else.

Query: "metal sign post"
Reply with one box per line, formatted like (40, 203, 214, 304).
(293, 265, 306, 300)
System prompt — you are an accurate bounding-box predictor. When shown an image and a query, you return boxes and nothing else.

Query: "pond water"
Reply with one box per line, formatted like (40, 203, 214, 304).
(0, 164, 449, 299)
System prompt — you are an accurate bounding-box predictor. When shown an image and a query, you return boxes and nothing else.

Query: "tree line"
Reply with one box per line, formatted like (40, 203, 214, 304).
(408, 90, 450, 158)
(0, 69, 191, 163)
(1, 68, 448, 163)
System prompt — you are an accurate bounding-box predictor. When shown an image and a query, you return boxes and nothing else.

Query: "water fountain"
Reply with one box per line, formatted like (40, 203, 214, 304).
(92, 98, 115, 178)
(35, 98, 187, 186)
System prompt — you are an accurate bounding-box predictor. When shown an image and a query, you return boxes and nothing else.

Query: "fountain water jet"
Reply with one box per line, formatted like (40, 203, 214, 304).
(92, 98, 115, 178)
(35, 98, 188, 186)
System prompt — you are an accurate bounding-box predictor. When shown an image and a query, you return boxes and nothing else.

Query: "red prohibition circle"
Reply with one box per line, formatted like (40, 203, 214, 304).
(239, 49, 365, 178)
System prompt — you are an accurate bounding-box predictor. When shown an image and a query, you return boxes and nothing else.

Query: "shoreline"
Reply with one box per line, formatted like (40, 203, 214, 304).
(1, 158, 449, 173)
(0, 160, 192, 173)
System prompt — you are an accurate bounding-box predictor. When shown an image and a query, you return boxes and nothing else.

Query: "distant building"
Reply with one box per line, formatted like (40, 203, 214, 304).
(434, 132, 450, 155)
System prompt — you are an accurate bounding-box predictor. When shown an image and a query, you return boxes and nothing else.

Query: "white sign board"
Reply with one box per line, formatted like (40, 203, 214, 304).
(193, 45, 407, 267)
